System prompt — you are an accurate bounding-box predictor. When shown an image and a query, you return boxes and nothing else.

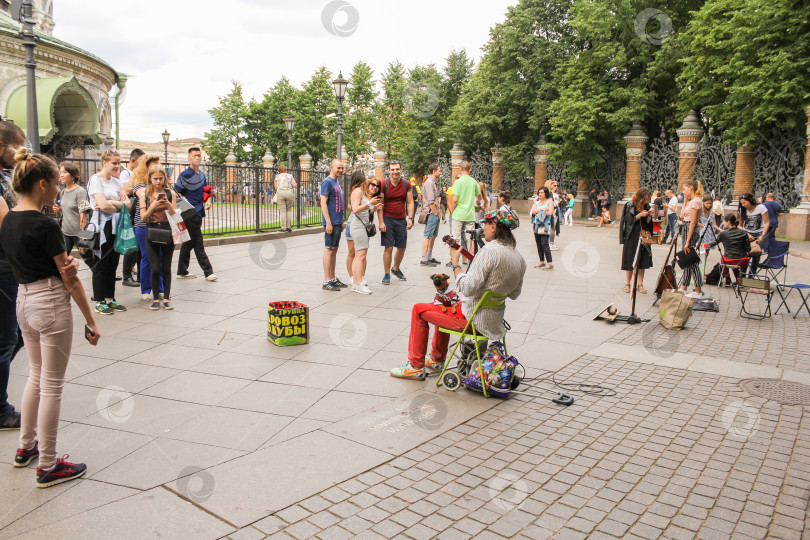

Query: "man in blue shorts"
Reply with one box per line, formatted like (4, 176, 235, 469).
(377, 161, 414, 285)
(320, 159, 347, 291)
(420, 163, 442, 266)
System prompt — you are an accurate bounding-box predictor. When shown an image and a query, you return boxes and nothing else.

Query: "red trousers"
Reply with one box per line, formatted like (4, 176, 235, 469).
(721, 256, 749, 283)
(408, 303, 468, 368)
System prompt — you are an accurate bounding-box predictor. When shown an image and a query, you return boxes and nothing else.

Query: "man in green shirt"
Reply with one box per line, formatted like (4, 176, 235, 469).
(449, 161, 480, 253)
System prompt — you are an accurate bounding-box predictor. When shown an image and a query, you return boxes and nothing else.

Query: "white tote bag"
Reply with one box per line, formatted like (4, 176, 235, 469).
(167, 211, 191, 244)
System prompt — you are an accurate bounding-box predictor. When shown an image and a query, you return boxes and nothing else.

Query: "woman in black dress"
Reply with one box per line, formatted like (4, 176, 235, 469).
(620, 188, 653, 293)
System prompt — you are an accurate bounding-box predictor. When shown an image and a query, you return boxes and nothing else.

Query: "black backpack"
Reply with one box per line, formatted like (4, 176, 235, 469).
(705, 263, 722, 285)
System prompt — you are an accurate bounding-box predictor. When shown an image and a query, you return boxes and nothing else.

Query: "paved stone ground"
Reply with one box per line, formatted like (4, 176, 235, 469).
(0, 219, 808, 539)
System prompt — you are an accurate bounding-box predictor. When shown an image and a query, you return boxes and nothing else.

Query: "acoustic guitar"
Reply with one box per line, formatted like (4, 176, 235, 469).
(442, 235, 475, 263)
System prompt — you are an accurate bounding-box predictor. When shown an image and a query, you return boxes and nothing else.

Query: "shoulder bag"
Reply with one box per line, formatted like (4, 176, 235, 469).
(674, 222, 708, 269)
(177, 195, 197, 221)
(76, 222, 100, 250)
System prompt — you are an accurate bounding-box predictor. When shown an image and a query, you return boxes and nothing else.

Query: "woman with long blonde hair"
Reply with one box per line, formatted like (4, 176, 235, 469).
(130, 154, 162, 301)
(138, 165, 177, 310)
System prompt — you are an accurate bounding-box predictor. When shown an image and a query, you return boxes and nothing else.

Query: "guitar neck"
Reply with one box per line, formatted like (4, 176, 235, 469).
(442, 235, 474, 262)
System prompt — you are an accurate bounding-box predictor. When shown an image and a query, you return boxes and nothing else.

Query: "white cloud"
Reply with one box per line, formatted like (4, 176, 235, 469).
(52, 0, 515, 142)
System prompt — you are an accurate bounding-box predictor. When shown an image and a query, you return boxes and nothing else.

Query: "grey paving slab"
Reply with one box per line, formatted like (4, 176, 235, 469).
(140, 370, 253, 406)
(91, 437, 245, 489)
(259, 417, 329, 450)
(0, 480, 138, 538)
(80, 394, 212, 437)
(189, 431, 393, 527)
(70, 360, 181, 393)
(187, 350, 285, 380)
(8, 487, 235, 539)
(300, 391, 391, 423)
(218, 380, 329, 416)
(259, 360, 355, 390)
(166, 406, 292, 451)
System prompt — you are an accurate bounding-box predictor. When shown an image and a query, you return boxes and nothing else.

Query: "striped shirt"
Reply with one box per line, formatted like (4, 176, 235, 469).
(131, 183, 147, 228)
(456, 240, 527, 340)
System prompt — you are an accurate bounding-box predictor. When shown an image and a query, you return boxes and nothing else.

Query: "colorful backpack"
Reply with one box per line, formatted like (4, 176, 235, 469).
(463, 341, 519, 398)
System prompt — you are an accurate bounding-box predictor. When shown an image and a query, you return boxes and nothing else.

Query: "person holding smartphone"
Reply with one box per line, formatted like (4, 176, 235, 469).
(139, 165, 177, 310)
(348, 171, 381, 294)
(0, 148, 100, 488)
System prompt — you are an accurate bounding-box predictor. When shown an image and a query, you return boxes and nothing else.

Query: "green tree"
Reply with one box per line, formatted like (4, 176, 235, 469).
(244, 77, 300, 166)
(344, 61, 378, 159)
(446, 0, 575, 179)
(677, 0, 810, 146)
(373, 61, 410, 160)
(402, 64, 444, 177)
(202, 81, 248, 164)
(546, 0, 700, 179)
(294, 67, 338, 162)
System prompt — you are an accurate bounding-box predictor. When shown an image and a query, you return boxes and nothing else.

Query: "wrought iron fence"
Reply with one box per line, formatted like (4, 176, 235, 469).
(57, 158, 348, 236)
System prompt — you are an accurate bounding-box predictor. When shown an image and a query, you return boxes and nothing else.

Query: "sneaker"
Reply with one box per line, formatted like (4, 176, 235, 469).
(122, 278, 139, 288)
(428, 258, 441, 265)
(446, 262, 454, 268)
(390, 361, 426, 380)
(163, 301, 174, 310)
(150, 301, 160, 311)
(115, 276, 122, 281)
(425, 356, 443, 373)
(177, 273, 198, 279)
(0, 410, 21, 431)
(205, 274, 218, 282)
(107, 300, 126, 312)
(36, 455, 87, 488)
(352, 283, 372, 295)
(95, 302, 114, 315)
(14, 441, 38, 467)
(382, 274, 391, 285)
(420, 260, 438, 266)
(332, 278, 348, 288)
(391, 268, 407, 281)
(322, 281, 340, 291)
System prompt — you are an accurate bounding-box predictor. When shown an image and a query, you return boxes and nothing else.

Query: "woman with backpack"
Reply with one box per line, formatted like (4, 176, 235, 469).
(138, 165, 177, 310)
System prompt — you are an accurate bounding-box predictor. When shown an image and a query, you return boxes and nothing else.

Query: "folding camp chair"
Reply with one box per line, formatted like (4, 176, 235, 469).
(736, 276, 774, 320)
(758, 240, 789, 284)
(718, 254, 749, 298)
(435, 291, 511, 396)
(774, 283, 810, 318)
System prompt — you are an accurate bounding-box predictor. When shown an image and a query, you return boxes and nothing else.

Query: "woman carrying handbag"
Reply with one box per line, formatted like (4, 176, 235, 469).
(619, 188, 654, 294)
(678, 180, 704, 298)
(348, 171, 381, 295)
(138, 165, 177, 311)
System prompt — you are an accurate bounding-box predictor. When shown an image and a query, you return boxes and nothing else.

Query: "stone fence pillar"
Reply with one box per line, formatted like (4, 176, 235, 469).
(450, 143, 465, 184)
(623, 121, 648, 199)
(492, 145, 503, 192)
(534, 136, 548, 192)
(732, 146, 755, 200)
(262, 150, 275, 186)
(373, 150, 387, 181)
(784, 104, 810, 240)
(226, 151, 237, 203)
(676, 110, 703, 191)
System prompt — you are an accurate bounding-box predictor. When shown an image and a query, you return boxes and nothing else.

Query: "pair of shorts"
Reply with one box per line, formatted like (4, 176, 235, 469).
(451, 220, 474, 243)
(423, 213, 439, 238)
(381, 216, 407, 249)
(324, 226, 343, 249)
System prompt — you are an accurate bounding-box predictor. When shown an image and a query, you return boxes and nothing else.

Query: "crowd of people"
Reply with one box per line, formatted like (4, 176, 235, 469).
(319, 160, 509, 294)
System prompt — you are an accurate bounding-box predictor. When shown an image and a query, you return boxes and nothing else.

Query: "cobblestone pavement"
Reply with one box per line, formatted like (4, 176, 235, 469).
(2, 222, 809, 539)
(228, 355, 810, 540)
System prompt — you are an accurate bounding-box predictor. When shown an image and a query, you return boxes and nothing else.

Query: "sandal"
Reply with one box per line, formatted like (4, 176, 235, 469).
(542, 264, 554, 270)
(638, 286, 647, 294)
(623, 285, 631, 293)
(535, 262, 546, 268)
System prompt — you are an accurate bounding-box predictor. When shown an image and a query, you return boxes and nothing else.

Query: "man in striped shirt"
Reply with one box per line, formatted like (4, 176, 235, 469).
(391, 210, 526, 380)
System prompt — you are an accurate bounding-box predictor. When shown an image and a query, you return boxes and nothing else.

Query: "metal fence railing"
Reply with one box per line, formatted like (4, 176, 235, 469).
(58, 158, 350, 236)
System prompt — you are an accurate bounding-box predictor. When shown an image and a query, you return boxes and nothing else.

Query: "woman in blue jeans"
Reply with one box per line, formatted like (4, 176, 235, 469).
(129, 154, 164, 301)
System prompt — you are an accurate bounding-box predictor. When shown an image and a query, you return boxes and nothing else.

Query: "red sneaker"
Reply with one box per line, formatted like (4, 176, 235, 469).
(14, 441, 39, 468)
(36, 455, 86, 488)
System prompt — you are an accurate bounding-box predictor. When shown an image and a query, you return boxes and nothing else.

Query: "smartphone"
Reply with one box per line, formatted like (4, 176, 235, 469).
(84, 325, 95, 342)
(157, 193, 167, 200)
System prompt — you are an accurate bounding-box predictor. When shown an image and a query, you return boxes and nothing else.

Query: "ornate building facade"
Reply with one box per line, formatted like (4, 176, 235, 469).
(0, 0, 120, 157)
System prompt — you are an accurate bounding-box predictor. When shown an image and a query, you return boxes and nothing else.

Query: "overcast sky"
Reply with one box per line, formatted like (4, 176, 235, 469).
(52, 0, 516, 143)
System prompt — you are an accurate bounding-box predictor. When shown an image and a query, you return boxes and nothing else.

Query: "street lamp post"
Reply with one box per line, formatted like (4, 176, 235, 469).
(161, 129, 170, 164)
(332, 72, 348, 161)
(19, 0, 40, 152)
(284, 114, 295, 170)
